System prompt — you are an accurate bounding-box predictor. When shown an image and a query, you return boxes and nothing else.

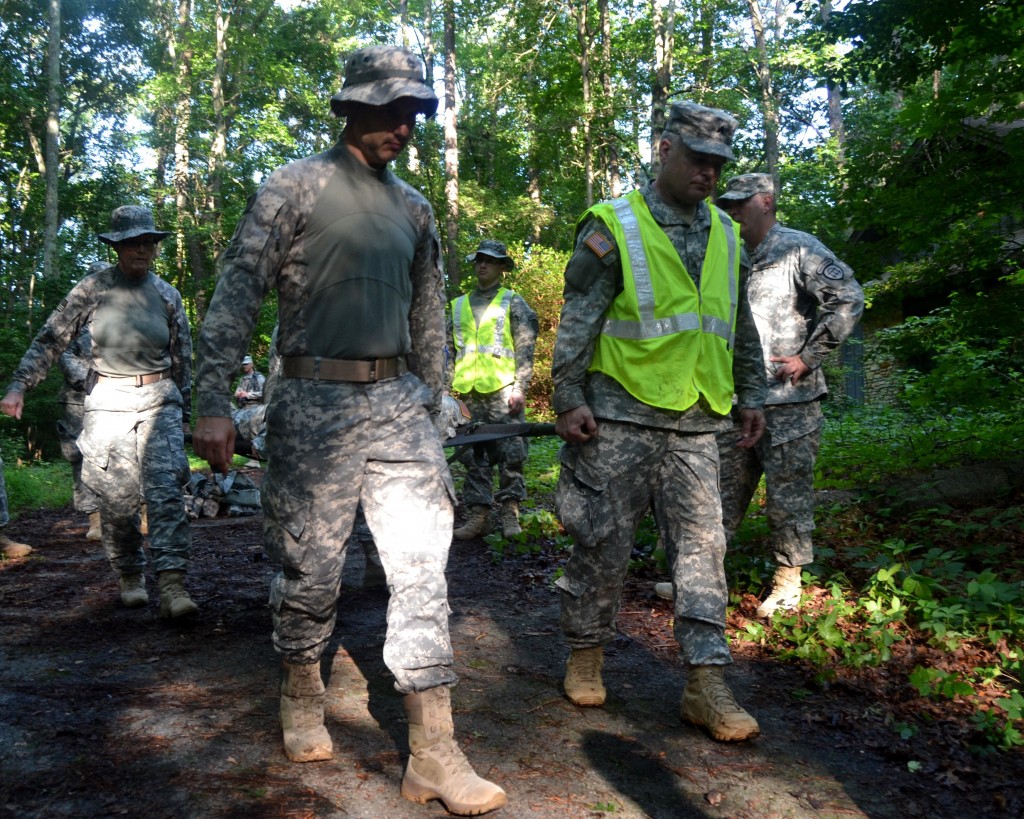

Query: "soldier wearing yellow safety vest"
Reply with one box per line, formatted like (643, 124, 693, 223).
(551, 101, 768, 742)
(449, 240, 538, 540)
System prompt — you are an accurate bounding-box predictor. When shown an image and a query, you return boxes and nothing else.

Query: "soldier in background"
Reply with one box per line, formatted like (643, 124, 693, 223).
(450, 239, 538, 540)
(551, 102, 766, 742)
(1, 206, 196, 619)
(715, 173, 864, 617)
(234, 355, 266, 408)
(191, 45, 506, 816)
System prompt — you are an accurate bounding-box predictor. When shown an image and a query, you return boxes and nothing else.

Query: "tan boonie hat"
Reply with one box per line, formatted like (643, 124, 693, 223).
(97, 206, 171, 245)
(663, 101, 738, 161)
(465, 239, 515, 268)
(330, 45, 438, 118)
(717, 173, 775, 201)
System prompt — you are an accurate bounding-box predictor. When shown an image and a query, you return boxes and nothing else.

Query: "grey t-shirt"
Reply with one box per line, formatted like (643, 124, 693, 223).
(91, 269, 171, 376)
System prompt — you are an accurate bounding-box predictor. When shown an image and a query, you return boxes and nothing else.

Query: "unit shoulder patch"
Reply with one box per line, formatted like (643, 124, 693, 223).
(815, 258, 846, 281)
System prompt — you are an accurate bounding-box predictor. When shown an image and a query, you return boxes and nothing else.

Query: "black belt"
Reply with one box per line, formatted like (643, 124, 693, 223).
(282, 356, 407, 383)
(96, 369, 171, 387)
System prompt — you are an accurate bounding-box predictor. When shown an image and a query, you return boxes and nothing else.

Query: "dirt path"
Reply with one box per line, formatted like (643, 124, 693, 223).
(1, 498, 1020, 818)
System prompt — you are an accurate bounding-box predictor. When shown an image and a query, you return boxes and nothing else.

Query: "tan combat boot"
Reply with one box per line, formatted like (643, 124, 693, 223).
(756, 565, 802, 618)
(499, 500, 521, 539)
(653, 582, 673, 601)
(681, 665, 760, 742)
(157, 571, 198, 620)
(280, 661, 333, 762)
(86, 511, 102, 542)
(453, 505, 491, 540)
(119, 574, 149, 608)
(563, 646, 606, 707)
(401, 686, 507, 815)
(0, 533, 33, 559)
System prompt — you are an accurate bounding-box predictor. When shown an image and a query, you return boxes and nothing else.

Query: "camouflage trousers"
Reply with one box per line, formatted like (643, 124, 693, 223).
(57, 395, 101, 514)
(261, 373, 458, 693)
(458, 385, 528, 506)
(717, 402, 822, 567)
(77, 379, 192, 576)
(555, 419, 732, 667)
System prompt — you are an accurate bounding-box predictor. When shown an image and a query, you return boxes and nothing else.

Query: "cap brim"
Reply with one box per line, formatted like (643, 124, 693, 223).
(716, 191, 753, 201)
(98, 229, 172, 245)
(331, 80, 439, 118)
(679, 137, 735, 161)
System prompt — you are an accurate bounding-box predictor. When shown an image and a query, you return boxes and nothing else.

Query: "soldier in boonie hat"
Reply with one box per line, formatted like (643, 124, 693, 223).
(662, 101, 738, 161)
(97, 205, 171, 245)
(717, 173, 775, 202)
(464, 239, 515, 269)
(330, 45, 438, 118)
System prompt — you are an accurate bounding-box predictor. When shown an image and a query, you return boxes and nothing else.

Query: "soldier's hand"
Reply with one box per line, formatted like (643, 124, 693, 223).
(556, 405, 598, 444)
(192, 415, 236, 476)
(508, 388, 525, 414)
(770, 354, 810, 386)
(1, 390, 25, 420)
(736, 408, 766, 449)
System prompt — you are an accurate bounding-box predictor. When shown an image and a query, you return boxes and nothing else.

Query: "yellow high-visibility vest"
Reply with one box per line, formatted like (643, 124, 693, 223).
(587, 191, 740, 414)
(451, 288, 517, 394)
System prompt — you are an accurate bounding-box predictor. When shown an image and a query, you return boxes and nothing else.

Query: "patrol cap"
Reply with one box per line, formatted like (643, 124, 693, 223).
(465, 239, 515, 269)
(97, 206, 171, 245)
(717, 173, 775, 201)
(330, 45, 438, 118)
(241, 355, 253, 366)
(662, 101, 737, 161)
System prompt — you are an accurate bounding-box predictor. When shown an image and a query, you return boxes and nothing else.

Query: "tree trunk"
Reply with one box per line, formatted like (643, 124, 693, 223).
(170, 0, 195, 295)
(43, 0, 60, 282)
(599, 0, 619, 199)
(651, 0, 675, 170)
(746, 0, 780, 187)
(574, 0, 594, 207)
(443, 1, 460, 292)
(819, 0, 845, 164)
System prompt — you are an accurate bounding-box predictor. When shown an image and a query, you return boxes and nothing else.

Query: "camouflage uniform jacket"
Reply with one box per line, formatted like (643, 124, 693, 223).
(445, 288, 539, 396)
(552, 185, 766, 432)
(195, 145, 446, 418)
(748, 223, 863, 406)
(6, 265, 192, 422)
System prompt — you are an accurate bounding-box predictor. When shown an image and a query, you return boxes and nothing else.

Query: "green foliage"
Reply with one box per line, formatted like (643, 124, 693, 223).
(1, 458, 73, 518)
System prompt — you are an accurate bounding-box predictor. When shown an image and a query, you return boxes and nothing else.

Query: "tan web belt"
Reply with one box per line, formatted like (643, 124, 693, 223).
(96, 369, 171, 387)
(282, 356, 407, 383)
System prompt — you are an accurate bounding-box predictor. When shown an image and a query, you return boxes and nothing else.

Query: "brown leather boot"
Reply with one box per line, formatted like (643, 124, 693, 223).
(499, 500, 521, 538)
(280, 661, 333, 762)
(681, 665, 760, 741)
(401, 686, 507, 815)
(453, 505, 491, 540)
(0, 533, 33, 559)
(157, 571, 198, 620)
(563, 646, 606, 707)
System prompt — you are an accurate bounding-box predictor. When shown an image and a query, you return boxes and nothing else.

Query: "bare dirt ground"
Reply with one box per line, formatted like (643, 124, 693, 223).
(2, 474, 1022, 819)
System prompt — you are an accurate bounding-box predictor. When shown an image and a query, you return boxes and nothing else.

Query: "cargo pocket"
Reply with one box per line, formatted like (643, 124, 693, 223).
(261, 475, 313, 567)
(554, 442, 608, 555)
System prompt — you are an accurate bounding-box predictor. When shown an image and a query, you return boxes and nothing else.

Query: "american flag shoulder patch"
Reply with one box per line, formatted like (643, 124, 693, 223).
(584, 231, 614, 259)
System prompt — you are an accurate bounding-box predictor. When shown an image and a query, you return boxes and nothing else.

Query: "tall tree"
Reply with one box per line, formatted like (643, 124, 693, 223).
(43, 0, 61, 285)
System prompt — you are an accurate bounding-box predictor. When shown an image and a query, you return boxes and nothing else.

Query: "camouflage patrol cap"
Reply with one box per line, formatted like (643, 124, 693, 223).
(97, 206, 171, 245)
(465, 239, 515, 269)
(330, 45, 438, 118)
(663, 101, 738, 161)
(717, 173, 775, 201)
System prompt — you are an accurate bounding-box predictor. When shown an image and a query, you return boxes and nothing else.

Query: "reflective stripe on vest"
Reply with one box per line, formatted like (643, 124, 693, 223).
(451, 288, 517, 393)
(585, 192, 741, 414)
